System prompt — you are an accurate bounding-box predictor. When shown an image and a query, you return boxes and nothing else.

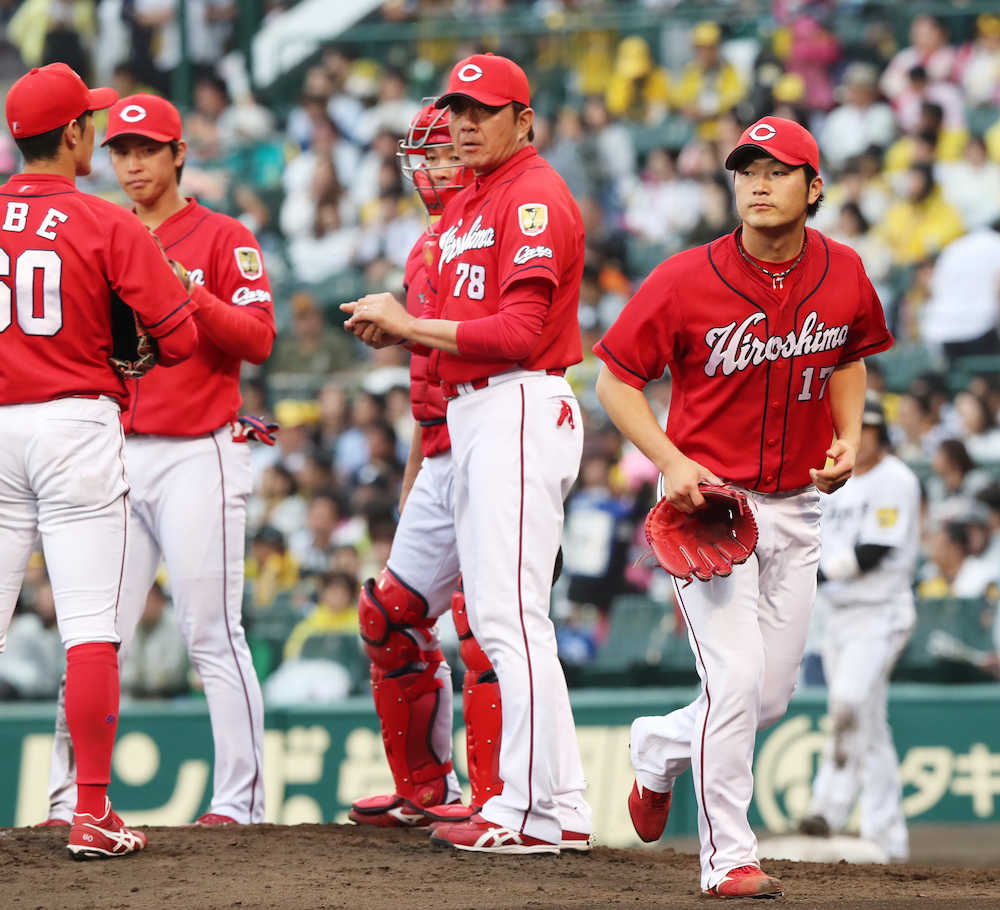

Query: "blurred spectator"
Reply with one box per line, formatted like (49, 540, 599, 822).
(828, 201, 892, 299)
(245, 526, 299, 611)
(672, 21, 746, 140)
(917, 520, 996, 598)
(133, 0, 234, 82)
(892, 65, 965, 135)
(954, 13, 1000, 109)
(975, 484, 1000, 567)
(926, 439, 994, 526)
(288, 192, 360, 283)
(283, 571, 360, 661)
(247, 464, 307, 538)
(355, 67, 420, 145)
(252, 398, 320, 482)
(937, 138, 1000, 231)
(819, 63, 895, 172)
(120, 583, 190, 698)
(880, 14, 956, 103)
(783, 14, 840, 112)
(289, 490, 348, 576)
(267, 293, 359, 397)
(563, 453, 636, 616)
(685, 173, 738, 248)
(623, 148, 701, 248)
(882, 164, 964, 266)
(8, 0, 95, 74)
(892, 390, 942, 462)
(0, 582, 63, 699)
(953, 391, 1000, 462)
(605, 34, 671, 123)
(920, 224, 1000, 364)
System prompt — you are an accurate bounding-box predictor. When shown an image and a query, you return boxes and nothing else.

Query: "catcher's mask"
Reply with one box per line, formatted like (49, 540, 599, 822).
(398, 100, 470, 217)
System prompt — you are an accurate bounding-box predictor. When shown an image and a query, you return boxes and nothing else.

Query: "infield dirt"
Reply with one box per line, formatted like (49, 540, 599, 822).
(2, 823, 997, 909)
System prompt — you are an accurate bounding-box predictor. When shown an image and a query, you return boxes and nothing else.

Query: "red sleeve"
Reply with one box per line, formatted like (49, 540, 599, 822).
(190, 282, 274, 364)
(155, 314, 198, 364)
(594, 262, 681, 389)
(496, 186, 566, 293)
(840, 265, 893, 363)
(456, 277, 549, 360)
(106, 216, 195, 339)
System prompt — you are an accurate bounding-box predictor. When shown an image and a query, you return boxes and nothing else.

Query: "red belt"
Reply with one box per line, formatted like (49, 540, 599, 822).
(441, 368, 565, 401)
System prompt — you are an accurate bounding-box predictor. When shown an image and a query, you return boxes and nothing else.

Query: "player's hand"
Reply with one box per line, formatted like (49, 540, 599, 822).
(660, 454, 723, 514)
(169, 258, 192, 292)
(810, 437, 856, 494)
(341, 293, 411, 340)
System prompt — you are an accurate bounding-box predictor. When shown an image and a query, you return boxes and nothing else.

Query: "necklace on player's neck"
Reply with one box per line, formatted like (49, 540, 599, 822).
(736, 228, 808, 290)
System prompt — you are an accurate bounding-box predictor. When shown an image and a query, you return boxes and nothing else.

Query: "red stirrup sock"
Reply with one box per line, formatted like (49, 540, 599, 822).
(65, 642, 120, 818)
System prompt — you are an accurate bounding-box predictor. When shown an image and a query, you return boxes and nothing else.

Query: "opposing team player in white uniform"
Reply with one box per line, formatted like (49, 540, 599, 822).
(348, 102, 505, 827)
(42, 94, 274, 826)
(798, 395, 918, 860)
(1, 64, 199, 857)
(594, 118, 893, 897)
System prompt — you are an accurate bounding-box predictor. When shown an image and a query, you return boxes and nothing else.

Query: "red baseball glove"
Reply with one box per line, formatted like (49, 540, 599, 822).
(644, 483, 758, 582)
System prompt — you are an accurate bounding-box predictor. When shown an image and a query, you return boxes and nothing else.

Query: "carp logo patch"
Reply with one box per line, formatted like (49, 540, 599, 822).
(119, 104, 147, 123)
(234, 247, 263, 280)
(517, 204, 548, 237)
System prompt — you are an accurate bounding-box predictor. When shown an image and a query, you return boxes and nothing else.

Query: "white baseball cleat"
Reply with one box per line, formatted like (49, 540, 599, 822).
(67, 798, 148, 860)
(430, 813, 559, 854)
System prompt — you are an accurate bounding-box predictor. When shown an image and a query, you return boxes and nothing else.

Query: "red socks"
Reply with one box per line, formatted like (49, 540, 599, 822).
(65, 642, 119, 818)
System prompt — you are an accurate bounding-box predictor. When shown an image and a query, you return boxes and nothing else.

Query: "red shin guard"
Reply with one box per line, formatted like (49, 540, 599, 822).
(65, 642, 119, 817)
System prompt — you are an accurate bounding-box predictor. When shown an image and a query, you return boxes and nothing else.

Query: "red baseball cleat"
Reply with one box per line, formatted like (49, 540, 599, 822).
(195, 813, 239, 826)
(705, 865, 784, 899)
(349, 793, 440, 828)
(36, 818, 71, 827)
(559, 830, 592, 852)
(67, 799, 147, 860)
(628, 780, 672, 842)
(430, 813, 559, 854)
(424, 801, 477, 824)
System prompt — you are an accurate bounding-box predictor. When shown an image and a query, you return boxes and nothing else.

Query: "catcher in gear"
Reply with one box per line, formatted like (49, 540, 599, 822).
(349, 102, 502, 829)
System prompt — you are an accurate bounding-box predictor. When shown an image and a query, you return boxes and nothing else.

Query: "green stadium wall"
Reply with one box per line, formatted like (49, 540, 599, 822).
(1, 685, 997, 842)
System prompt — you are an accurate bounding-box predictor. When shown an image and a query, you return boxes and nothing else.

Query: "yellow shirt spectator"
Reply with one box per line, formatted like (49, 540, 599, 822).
(283, 572, 359, 660)
(605, 35, 671, 121)
(672, 22, 746, 140)
(882, 168, 965, 266)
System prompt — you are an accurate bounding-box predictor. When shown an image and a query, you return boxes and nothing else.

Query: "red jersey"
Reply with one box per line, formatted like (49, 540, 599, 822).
(122, 200, 275, 436)
(0, 173, 195, 408)
(595, 228, 893, 493)
(404, 232, 450, 458)
(429, 146, 583, 383)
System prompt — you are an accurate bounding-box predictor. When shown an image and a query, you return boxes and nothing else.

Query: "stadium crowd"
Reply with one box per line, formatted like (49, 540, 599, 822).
(2, 0, 999, 700)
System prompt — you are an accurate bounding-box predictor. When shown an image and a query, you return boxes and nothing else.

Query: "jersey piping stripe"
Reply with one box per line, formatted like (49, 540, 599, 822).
(144, 297, 193, 331)
(597, 341, 647, 383)
(0, 190, 75, 198)
(211, 433, 261, 819)
(673, 578, 718, 871)
(706, 241, 770, 489)
(161, 210, 214, 252)
(515, 384, 537, 834)
(776, 235, 830, 489)
(112, 422, 129, 636)
(842, 334, 893, 361)
(500, 263, 558, 290)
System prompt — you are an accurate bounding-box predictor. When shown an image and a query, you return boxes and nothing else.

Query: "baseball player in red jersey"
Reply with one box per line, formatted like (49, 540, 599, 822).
(594, 118, 893, 897)
(0, 64, 198, 858)
(342, 54, 592, 854)
(41, 94, 274, 827)
(348, 102, 497, 828)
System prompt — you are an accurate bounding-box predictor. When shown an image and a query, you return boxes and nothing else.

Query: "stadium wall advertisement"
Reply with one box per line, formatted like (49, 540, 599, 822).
(1, 686, 997, 841)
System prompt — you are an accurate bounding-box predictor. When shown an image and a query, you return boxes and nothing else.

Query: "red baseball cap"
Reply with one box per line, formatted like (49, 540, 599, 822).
(6, 63, 117, 139)
(102, 94, 183, 145)
(724, 116, 820, 172)
(435, 54, 531, 110)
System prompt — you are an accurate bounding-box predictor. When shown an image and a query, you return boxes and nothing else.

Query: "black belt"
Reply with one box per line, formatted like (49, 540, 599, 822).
(419, 418, 447, 427)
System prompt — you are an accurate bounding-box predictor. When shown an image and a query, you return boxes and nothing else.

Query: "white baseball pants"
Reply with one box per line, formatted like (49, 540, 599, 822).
(807, 594, 914, 859)
(49, 426, 265, 823)
(446, 370, 591, 844)
(630, 487, 821, 890)
(0, 397, 127, 652)
(384, 449, 462, 801)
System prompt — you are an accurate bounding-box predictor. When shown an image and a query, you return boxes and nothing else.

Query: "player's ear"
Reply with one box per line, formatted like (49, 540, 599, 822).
(173, 138, 187, 169)
(515, 105, 534, 143)
(807, 172, 823, 206)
